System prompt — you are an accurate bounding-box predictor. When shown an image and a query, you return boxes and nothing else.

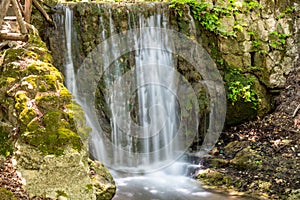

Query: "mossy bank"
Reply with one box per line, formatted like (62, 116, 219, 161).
(0, 28, 115, 199)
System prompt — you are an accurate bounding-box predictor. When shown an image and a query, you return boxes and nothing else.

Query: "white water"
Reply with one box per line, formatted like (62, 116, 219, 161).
(61, 5, 236, 200)
(64, 8, 77, 97)
(62, 4, 196, 172)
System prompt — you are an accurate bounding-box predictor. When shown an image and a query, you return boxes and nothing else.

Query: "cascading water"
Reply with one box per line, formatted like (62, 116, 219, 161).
(64, 8, 77, 97)
(60, 3, 234, 200)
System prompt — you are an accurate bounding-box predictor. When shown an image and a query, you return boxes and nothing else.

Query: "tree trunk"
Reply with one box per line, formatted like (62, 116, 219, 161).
(0, 0, 11, 27)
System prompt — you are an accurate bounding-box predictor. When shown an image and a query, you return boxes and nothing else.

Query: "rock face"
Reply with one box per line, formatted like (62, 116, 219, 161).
(44, 0, 299, 126)
(0, 29, 115, 199)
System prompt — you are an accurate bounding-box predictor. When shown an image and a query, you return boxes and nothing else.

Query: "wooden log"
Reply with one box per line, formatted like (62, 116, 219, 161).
(11, 0, 28, 34)
(0, 0, 11, 27)
(32, 0, 54, 25)
(24, 0, 32, 23)
(0, 33, 28, 41)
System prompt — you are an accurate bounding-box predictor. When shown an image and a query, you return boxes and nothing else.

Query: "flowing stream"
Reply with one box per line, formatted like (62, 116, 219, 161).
(61, 5, 243, 200)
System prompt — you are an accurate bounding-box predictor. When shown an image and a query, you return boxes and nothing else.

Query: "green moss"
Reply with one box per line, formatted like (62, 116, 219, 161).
(19, 107, 36, 125)
(197, 169, 242, 189)
(0, 187, 17, 200)
(43, 111, 67, 130)
(14, 91, 29, 112)
(35, 93, 59, 113)
(86, 184, 94, 192)
(0, 127, 13, 157)
(24, 62, 63, 81)
(21, 110, 83, 155)
(66, 102, 91, 140)
(59, 86, 73, 104)
(56, 190, 68, 198)
(66, 102, 86, 127)
(57, 127, 82, 151)
(230, 146, 262, 170)
(27, 33, 48, 50)
(0, 77, 16, 100)
(27, 118, 40, 132)
(3, 49, 24, 62)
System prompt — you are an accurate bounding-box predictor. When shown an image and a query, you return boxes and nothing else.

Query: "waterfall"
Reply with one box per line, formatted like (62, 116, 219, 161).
(61, 4, 226, 174)
(64, 8, 77, 97)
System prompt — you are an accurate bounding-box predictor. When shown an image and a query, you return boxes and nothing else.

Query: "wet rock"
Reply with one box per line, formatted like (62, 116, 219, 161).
(89, 160, 116, 200)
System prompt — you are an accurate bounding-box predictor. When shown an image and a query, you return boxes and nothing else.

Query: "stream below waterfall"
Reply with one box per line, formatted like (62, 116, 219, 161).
(113, 174, 231, 200)
(111, 162, 247, 200)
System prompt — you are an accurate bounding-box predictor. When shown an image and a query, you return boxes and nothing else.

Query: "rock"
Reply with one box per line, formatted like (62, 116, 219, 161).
(0, 27, 116, 199)
(288, 189, 300, 200)
(89, 160, 116, 200)
(15, 143, 95, 199)
(230, 146, 262, 170)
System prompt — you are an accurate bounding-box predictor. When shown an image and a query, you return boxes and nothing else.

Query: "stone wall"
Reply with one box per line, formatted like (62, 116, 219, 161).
(44, 0, 299, 126)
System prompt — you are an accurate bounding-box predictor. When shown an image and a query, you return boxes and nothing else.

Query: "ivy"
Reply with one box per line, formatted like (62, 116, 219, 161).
(268, 31, 290, 51)
(277, 6, 296, 19)
(225, 69, 258, 109)
(170, 0, 236, 37)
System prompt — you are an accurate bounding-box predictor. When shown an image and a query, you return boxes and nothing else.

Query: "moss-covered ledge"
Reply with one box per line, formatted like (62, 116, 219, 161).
(0, 28, 115, 199)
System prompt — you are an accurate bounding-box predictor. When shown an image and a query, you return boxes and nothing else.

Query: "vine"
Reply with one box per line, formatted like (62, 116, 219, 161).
(224, 68, 258, 109)
(169, 0, 236, 37)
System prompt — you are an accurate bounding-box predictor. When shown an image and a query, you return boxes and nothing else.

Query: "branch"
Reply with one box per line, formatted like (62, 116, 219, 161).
(293, 104, 300, 118)
(32, 0, 54, 25)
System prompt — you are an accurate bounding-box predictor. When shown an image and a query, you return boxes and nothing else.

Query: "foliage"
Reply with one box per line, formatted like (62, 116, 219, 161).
(170, 0, 235, 36)
(277, 6, 296, 19)
(169, 0, 266, 37)
(225, 69, 258, 108)
(268, 31, 290, 51)
(244, 0, 262, 11)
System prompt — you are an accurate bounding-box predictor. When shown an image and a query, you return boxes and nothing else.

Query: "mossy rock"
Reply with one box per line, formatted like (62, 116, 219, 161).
(226, 100, 257, 126)
(35, 92, 60, 113)
(20, 108, 83, 155)
(21, 74, 60, 94)
(0, 127, 13, 157)
(197, 169, 243, 189)
(19, 107, 37, 126)
(0, 187, 17, 200)
(288, 189, 300, 200)
(14, 91, 30, 113)
(66, 102, 91, 140)
(223, 140, 250, 156)
(24, 62, 63, 81)
(89, 160, 116, 200)
(230, 146, 262, 170)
